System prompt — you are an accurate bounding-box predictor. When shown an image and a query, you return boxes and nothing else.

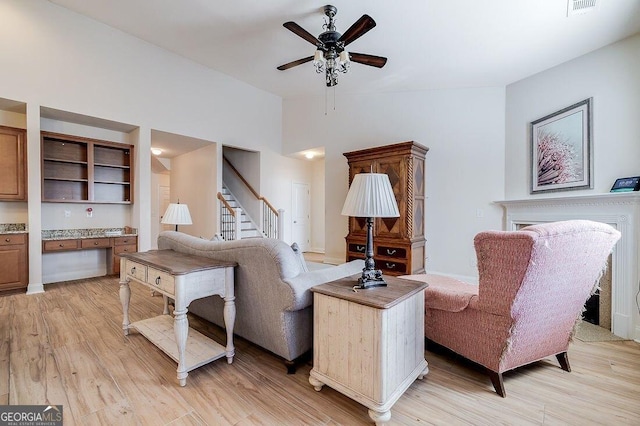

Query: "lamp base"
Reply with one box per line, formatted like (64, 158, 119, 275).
(356, 268, 388, 289)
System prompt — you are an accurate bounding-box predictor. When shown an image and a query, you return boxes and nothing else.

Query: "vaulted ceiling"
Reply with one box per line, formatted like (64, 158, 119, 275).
(49, 0, 640, 99)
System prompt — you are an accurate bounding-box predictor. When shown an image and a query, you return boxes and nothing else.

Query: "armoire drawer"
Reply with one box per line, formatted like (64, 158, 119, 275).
(376, 245, 407, 259)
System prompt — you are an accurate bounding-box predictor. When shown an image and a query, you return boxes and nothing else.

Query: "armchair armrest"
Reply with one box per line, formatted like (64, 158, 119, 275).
(283, 259, 365, 311)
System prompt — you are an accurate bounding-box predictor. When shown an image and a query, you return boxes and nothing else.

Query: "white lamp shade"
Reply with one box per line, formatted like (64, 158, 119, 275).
(341, 173, 400, 218)
(161, 203, 192, 225)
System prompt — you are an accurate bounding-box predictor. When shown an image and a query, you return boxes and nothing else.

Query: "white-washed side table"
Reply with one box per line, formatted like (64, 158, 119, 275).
(309, 276, 428, 425)
(119, 249, 236, 386)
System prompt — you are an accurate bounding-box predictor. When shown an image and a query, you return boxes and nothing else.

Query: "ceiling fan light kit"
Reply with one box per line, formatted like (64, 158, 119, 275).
(278, 5, 387, 87)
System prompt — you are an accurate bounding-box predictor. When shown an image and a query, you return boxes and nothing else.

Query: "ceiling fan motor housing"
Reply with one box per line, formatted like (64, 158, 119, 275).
(318, 30, 344, 55)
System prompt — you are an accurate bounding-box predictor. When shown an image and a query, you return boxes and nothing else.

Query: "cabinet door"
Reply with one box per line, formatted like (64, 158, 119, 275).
(374, 155, 406, 239)
(347, 159, 375, 237)
(0, 237, 28, 291)
(0, 126, 27, 201)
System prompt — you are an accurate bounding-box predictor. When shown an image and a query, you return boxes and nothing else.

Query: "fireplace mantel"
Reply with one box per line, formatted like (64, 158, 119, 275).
(496, 193, 640, 342)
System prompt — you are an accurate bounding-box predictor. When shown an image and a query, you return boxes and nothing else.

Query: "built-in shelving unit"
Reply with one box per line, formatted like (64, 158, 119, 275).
(41, 131, 134, 204)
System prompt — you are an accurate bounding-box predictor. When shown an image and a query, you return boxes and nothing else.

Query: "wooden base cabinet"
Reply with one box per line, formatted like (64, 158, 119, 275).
(309, 276, 428, 425)
(0, 233, 28, 292)
(344, 141, 428, 275)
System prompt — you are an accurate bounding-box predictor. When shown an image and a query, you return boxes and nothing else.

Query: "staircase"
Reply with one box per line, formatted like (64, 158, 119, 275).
(219, 186, 262, 239)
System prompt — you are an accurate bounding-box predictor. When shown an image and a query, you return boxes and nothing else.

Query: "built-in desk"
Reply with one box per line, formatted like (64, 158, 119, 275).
(42, 227, 137, 275)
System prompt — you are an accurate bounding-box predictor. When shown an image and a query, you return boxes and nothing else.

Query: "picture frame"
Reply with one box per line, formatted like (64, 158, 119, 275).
(530, 98, 593, 194)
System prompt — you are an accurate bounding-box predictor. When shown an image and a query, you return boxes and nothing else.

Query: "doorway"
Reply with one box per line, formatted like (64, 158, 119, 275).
(291, 182, 310, 251)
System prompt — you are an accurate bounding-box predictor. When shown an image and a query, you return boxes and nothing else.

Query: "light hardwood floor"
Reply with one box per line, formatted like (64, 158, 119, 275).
(2, 276, 639, 425)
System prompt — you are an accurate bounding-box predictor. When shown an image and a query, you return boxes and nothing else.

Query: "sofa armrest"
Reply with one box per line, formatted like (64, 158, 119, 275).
(283, 259, 364, 311)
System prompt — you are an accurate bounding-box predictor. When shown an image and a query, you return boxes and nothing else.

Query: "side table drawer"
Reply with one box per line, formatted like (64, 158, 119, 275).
(147, 267, 175, 295)
(125, 260, 147, 282)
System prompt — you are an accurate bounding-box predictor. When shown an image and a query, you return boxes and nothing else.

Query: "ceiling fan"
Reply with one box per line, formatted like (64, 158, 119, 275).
(277, 5, 387, 87)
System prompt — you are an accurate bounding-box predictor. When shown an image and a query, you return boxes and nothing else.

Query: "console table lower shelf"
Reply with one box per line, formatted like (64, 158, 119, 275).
(129, 315, 229, 374)
(119, 249, 236, 386)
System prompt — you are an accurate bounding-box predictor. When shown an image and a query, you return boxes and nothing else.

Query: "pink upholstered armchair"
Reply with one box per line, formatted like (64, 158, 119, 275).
(406, 220, 620, 397)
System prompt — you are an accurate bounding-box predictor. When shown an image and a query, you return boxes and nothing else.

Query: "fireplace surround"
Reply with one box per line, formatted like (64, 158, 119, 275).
(497, 193, 640, 342)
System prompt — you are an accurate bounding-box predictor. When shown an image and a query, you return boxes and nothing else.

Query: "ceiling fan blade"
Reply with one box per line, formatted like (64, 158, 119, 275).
(277, 56, 314, 71)
(283, 21, 321, 46)
(349, 52, 387, 68)
(338, 15, 376, 46)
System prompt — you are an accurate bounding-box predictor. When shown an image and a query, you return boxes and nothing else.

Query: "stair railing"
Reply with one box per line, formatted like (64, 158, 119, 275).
(223, 156, 283, 239)
(217, 192, 242, 240)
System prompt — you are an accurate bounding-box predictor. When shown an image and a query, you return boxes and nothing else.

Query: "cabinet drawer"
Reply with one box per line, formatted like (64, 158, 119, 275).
(379, 260, 407, 275)
(0, 234, 27, 246)
(114, 244, 137, 256)
(348, 243, 367, 254)
(81, 238, 111, 249)
(114, 236, 137, 246)
(377, 245, 407, 259)
(147, 267, 175, 295)
(43, 239, 80, 251)
(125, 260, 147, 282)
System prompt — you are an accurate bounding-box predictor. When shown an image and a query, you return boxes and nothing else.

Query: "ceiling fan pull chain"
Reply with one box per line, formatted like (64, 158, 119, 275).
(333, 86, 336, 111)
(325, 86, 328, 116)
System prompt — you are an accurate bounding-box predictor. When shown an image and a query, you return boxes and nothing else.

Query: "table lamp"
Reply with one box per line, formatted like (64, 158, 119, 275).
(341, 173, 400, 289)
(161, 202, 192, 231)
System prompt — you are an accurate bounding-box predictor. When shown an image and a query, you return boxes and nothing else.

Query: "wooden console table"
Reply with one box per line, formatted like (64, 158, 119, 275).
(119, 250, 236, 386)
(309, 275, 428, 425)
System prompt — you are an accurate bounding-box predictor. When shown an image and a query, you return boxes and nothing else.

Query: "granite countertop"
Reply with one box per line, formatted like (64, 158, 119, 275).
(42, 227, 138, 241)
(0, 223, 28, 234)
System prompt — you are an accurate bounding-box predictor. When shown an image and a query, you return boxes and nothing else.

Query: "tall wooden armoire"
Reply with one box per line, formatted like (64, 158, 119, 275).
(344, 141, 428, 276)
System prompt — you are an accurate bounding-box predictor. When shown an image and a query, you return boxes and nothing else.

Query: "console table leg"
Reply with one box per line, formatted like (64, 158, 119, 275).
(162, 294, 169, 315)
(173, 308, 189, 386)
(223, 295, 236, 363)
(368, 409, 391, 425)
(119, 279, 131, 336)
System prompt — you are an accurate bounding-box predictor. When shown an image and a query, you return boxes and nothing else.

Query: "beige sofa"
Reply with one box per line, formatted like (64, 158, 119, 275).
(157, 231, 364, 371)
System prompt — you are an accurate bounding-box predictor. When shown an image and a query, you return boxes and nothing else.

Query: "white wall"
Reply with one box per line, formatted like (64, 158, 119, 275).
(310, 158, 326, 253)
(0, 1, 283, 288)
(170, 144, 218, 240)
(505, 33, 640, 199)
(283, 87, 505, 278)
(258, 150, 314, 244)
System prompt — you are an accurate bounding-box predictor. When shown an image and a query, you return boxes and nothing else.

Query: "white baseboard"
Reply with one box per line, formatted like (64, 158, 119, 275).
(26, 282, 44, 295)
(323, 256, 344, 266)
(424, 270, 479, 285)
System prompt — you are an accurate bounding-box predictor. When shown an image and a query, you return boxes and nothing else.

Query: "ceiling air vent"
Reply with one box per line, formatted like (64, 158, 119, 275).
(567, 0, 597, 16)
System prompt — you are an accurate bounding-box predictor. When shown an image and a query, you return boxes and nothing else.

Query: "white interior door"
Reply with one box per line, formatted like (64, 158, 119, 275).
(292, 182, 310, 251)
(159, 185, 172, 231)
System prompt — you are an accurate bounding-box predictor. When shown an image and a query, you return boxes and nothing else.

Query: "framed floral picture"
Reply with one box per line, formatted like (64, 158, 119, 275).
(530, 98, 593, 193)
